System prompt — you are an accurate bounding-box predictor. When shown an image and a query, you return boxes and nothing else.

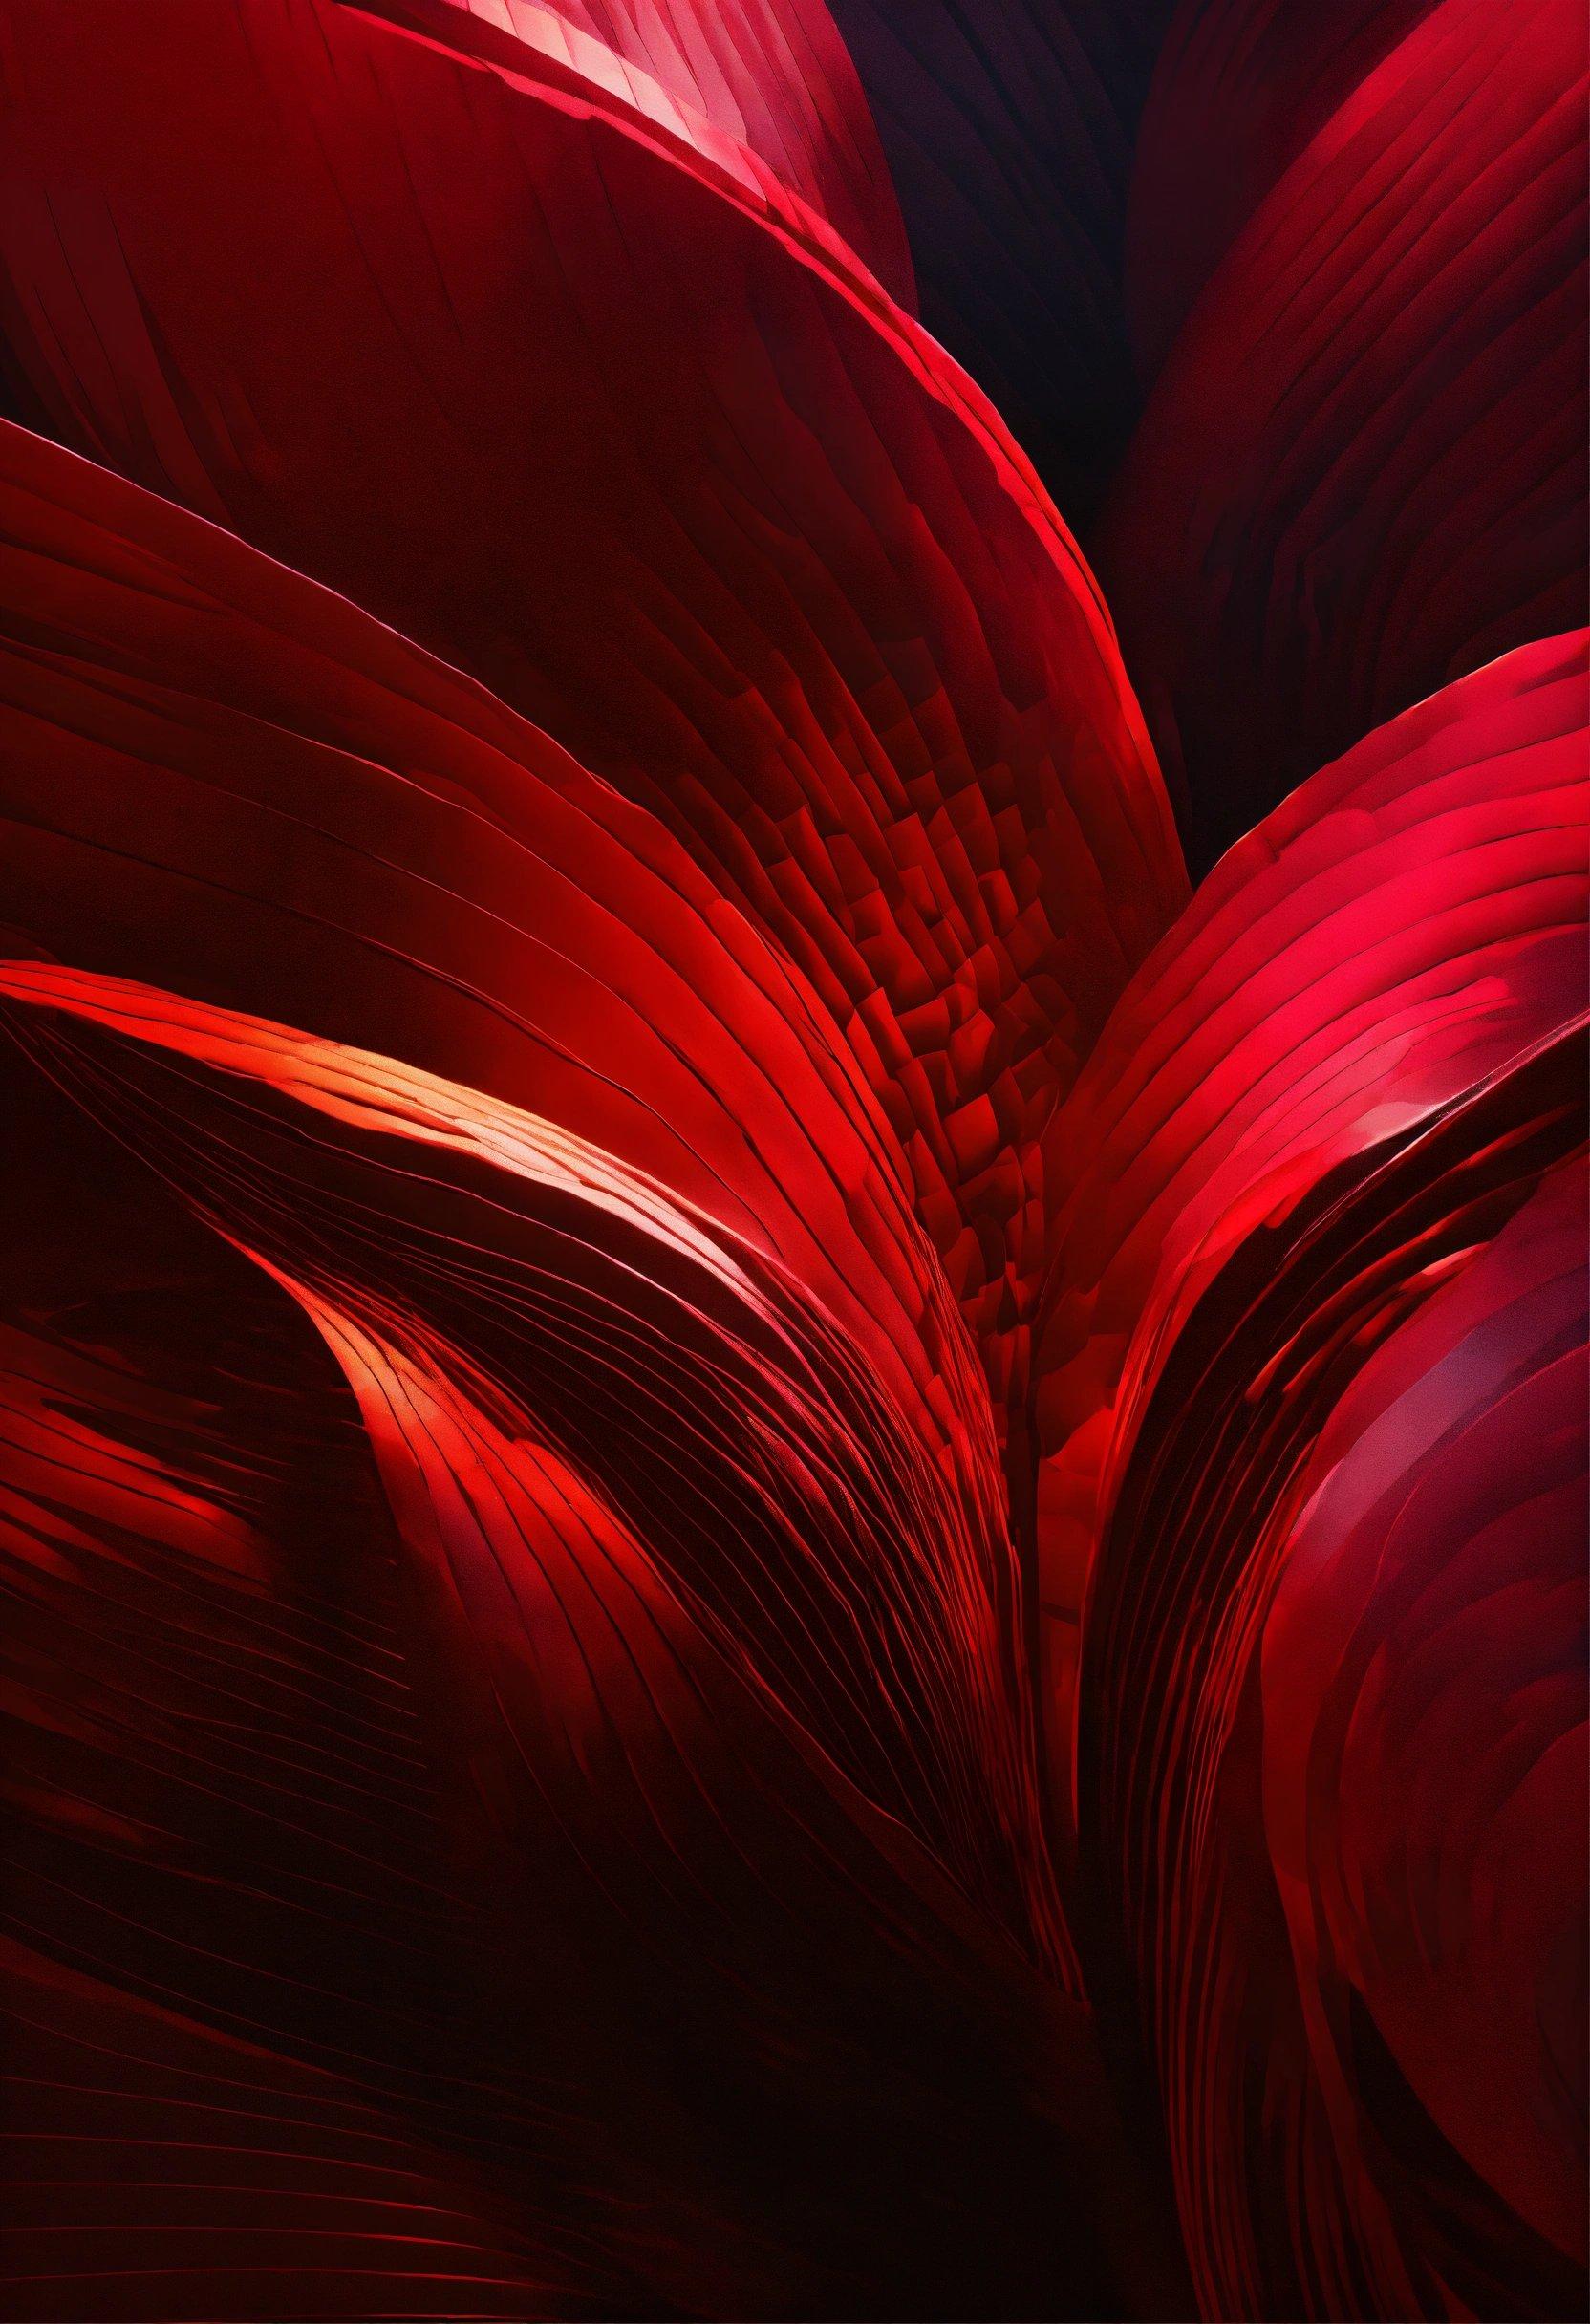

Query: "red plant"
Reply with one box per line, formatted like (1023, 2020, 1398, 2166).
(0, 4, 1582, 2316)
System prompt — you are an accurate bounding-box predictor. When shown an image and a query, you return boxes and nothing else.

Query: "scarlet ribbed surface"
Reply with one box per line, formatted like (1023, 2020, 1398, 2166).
(1100, 0, 1588, 861)
(1033, 635, 1587, 2317)
(0, 4, 1582, 2318)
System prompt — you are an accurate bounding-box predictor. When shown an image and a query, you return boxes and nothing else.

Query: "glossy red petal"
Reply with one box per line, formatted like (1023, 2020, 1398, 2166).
(0, 396, 1083, 1926)
(1098, 0, 1589, 863)
(0, 1065, 622, 2320)
(0, 0, 1186, 1439)
(0, 416, 967, 1451)
(1262, 1155, 1587, 2301)
(350, 0, 914, 299)
(0, 415, 1196, 2313)
(1030, 634, 1589, 2316)
(0, 958, 1185, 2319)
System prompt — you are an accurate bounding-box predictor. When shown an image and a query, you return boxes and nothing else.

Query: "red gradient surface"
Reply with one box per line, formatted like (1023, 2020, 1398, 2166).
(0, 0, 1186, 1448)
(0, 2, 1583, 2317)
(1033, 634, 1588, 2317)
(1099, 0, 1588, 861)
